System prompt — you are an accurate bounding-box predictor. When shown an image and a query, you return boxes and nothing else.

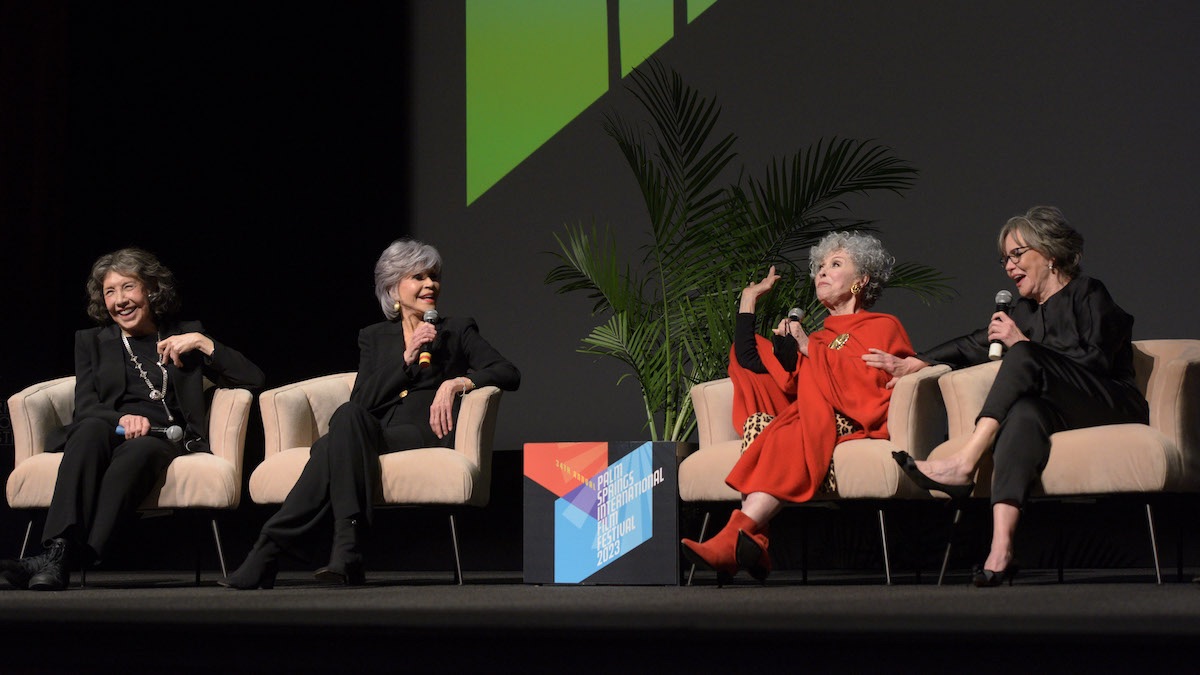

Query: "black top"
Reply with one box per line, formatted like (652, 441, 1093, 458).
(734, 313, 799, 374)
(46, 319, 266, 454)
(918, 276, 1138, 387)
(350, 315, 520, 447)
(118, 332, 182, 426)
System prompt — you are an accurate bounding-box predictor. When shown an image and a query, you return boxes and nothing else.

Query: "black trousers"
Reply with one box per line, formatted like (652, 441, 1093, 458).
(257, 400, 431, 556)
(979, 341, 1149, 505)
(42, 417, 179, 561)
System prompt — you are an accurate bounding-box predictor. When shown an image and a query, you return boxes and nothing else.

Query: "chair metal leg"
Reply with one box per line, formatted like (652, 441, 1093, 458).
(937, 508, 963, 586)
(211, 519, 228, 578)
(19, 520, 32, 559)
(449, 513, 463, 585)
(684, 511, 711, 587)
(1145, 502, 1162, 585)
(877, 509, 892, 585)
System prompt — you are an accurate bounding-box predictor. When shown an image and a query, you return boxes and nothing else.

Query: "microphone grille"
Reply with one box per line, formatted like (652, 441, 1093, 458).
(995, 290, 1013, 304)
(166, 425, 184, 442)
(423, 309, 439, 322)
(788, 307, 805, 321)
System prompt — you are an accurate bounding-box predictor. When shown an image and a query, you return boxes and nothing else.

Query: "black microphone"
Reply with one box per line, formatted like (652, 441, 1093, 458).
(787, 307, 806, 322)
(115, 424, 183, 441)
(988, 290, 1013, 361)
(418, 309, 438, 368)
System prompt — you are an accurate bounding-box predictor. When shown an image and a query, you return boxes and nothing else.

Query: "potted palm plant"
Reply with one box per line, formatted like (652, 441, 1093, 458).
(546, 60, 952, 442)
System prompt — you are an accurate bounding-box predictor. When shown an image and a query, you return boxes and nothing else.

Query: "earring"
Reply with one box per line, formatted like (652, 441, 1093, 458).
(1048, 262, 1055, 272)
(850, 281, 862, 295)
(393, 301, 401, 312)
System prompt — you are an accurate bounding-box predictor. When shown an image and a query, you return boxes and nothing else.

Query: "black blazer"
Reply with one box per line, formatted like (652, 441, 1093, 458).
(46, 320, 266, 454)
(350, 315, 520, 437)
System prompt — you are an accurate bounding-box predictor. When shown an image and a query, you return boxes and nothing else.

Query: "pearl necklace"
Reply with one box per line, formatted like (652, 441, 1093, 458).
(122, 331, 174, 421)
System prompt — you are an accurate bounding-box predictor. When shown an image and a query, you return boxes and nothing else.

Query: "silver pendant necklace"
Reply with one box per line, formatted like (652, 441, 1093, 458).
(122, 331, 174, 421)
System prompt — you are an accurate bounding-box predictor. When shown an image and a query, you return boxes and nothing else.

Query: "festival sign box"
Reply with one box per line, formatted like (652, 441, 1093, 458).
(523, 441, 679, 585)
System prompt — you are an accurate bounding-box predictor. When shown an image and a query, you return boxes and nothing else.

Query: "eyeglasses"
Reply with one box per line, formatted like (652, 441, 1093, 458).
(998, 246, 1032, 266)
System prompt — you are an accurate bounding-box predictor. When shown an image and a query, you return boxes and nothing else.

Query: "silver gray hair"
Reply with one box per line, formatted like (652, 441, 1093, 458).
(808, 231, 894, 309)
(374, 238, 442, 320)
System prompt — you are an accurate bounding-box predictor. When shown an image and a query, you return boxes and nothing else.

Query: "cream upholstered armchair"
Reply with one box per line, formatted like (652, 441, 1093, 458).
(931, 339, 1200, 584)
(680, 364, 951, 584)
(251, 372, 503, 584)
(6, 375, 253, 582)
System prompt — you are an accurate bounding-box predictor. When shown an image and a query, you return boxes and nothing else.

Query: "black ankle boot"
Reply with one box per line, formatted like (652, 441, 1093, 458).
(27, 538, 71, 592)
(0, 554, 43, 590)
(219, 537, 281, 590)
(314, 518, 365, 586)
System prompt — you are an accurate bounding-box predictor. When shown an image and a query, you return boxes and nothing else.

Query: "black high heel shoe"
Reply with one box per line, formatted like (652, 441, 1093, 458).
(219, 560, 278, 590)
(314, 560, 366, 586)
(219, 537, 280, 590)
(891, 451, 974, 500)
(735, 530, 771, 583)
(972, 563, 1020, 587)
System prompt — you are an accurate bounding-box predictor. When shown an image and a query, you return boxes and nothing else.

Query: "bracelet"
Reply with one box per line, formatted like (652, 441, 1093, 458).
(459, 377, 474, 397)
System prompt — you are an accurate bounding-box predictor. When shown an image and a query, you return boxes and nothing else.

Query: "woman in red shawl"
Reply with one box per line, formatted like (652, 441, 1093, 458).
(681, 231, 914, 583)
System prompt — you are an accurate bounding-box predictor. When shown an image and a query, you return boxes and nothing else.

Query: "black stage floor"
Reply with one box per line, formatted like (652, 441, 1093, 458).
(2, 568, 1199, 673)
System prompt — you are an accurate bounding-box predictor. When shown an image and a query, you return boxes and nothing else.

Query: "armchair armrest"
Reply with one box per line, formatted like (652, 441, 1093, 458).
(690, 378, 737, 450)
(937, 361, 1002, 439)
(7, 376, 74, 464)
(887, 364, 951, 459)
(453, 386, 502, 470)
(207, 387, 253, 477)
(1137, 341, 1200, 467)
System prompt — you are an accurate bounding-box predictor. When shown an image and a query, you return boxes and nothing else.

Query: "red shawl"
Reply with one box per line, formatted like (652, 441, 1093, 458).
(724, 311, 914, 502)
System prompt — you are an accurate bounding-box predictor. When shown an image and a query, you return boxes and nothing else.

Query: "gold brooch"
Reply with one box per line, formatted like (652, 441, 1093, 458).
(828, 333, 850, 350)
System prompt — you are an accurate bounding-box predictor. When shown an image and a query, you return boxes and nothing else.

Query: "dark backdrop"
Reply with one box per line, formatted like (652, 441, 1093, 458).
(2, 1, 1198, 573)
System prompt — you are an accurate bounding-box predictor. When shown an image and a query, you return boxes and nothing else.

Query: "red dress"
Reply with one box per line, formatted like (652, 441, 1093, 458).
(724, 311, 915, 502)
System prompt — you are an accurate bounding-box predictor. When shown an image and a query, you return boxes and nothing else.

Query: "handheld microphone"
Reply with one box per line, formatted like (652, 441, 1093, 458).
(116, 424, 184, 441)
(418, 309, 438, 368)
(988, 290, 1013, 361)
(787, 307, 806, 322)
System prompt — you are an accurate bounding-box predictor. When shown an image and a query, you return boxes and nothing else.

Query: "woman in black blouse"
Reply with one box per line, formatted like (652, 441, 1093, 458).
(0, 247, 265, 591)
(221, 238, 520, 589)
(864, 206, 1147, 586)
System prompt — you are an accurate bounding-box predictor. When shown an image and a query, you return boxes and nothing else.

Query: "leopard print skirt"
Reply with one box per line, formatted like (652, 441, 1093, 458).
(740, 411, 862, 495)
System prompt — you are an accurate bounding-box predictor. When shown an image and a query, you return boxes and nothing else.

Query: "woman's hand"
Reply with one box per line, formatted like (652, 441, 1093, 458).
(989, 311, 1029, 348)
(117, 414, 152, 439)
(739, 266, 782, 313)
(157, 332, 214, 366)
(773, 318, 810, 356)
(404, 321, 439, 366)
(429, 377, 472, 438)
(862, 349, 930, 389)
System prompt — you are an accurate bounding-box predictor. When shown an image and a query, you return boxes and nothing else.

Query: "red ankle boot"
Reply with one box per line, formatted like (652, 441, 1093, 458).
(681, 509, 762, 584)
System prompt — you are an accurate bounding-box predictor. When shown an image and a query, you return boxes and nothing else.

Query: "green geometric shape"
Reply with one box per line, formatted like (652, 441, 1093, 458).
(466, 0, 609, 205)
(688, 0, 719, 22)
(620, 0, 674, 77)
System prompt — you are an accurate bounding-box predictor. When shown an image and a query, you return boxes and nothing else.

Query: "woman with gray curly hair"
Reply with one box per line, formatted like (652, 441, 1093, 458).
(0, 247, 265, 591)
(681, 231, 915, 584)
(222, 238, 520, 589)
(870, 206, 1147, 587)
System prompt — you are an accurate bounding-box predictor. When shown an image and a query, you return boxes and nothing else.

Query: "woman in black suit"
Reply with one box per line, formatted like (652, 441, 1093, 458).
(0, 247, 265, 591)
(865, 206, 1148, 586)
(221, 238, 520, 589)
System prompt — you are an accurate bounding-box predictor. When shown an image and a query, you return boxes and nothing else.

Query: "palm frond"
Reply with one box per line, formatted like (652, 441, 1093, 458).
(543, 60, 949, 440)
